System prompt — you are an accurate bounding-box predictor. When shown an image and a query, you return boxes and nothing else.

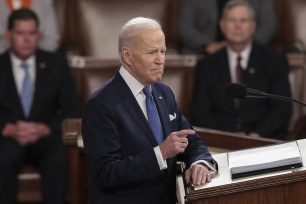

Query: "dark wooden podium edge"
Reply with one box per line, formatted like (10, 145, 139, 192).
(194, 126, 283, 150)
(187, 127, 297, 203)
(185, 166, 306, 202)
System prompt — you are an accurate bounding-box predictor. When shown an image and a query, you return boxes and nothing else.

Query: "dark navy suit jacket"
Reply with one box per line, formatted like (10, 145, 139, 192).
(82, 72, 215, 204)
(0, 50, 81, 137)
(191, 43, 292, 139)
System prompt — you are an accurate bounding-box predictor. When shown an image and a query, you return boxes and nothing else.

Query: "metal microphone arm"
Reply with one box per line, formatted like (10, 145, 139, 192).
(268, 94, 306, 107)
(246, 91, 306, 107)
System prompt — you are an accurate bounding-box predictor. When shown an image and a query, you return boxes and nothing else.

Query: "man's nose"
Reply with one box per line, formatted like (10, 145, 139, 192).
(155, 52, 165, 63)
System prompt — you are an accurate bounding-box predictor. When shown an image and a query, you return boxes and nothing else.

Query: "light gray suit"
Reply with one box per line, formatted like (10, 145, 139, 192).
(0, 0, 59, 54)
(178, 0, 277, 54)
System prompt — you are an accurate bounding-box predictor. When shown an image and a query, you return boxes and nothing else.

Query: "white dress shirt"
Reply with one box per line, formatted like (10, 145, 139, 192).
(119, 67, 168, 170)
(227, 44, 252, 83)
(10, 52, 36, 97)
(119, 67, 217, 172)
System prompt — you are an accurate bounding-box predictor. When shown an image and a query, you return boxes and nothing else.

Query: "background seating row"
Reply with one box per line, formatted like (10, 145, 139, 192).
(68, 53, 306, 136)
(17, 0, 306, 201)
(53, 0, 306, 57)
(18, 52, 306, 203)
(60, 52, 306, 203)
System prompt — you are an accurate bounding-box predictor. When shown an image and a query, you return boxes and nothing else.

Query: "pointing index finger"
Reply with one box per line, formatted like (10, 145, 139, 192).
(176, 129, 195, 137)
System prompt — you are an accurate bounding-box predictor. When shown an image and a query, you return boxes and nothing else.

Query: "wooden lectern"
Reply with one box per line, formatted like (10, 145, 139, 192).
(184, 139, 306, 204)
(193, 126, 282, 152)
(62, 119, 286, 204)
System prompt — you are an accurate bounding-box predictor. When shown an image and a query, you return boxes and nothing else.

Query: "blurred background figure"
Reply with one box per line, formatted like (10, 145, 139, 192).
(0, 0, 59, 54)
(0, 8, 81, 203)
(190, 0, 292, 139)
(178, 0, 277, 55)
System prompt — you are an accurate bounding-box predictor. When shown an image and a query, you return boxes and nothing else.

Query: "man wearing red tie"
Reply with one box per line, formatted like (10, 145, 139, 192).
(191, 0, 292, 139)
(0, 9, 81, 203)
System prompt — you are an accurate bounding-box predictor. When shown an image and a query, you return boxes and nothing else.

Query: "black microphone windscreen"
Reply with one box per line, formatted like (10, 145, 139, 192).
(226, 83, 247, 99)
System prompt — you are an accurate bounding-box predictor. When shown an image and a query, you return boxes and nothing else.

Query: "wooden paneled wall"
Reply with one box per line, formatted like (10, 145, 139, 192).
(272, 0, 306, 52)
(54, 0, 181, 57)
(68, 53, 306, 135)
(54, 0, 306, 56)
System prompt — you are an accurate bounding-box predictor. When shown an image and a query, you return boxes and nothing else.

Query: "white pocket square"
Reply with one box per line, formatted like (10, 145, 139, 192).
(169, 113, 176, 121)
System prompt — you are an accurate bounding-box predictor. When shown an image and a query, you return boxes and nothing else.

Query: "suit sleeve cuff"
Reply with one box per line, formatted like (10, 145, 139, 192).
(191, 160, 217, 172)
(154, 146, 168, 170)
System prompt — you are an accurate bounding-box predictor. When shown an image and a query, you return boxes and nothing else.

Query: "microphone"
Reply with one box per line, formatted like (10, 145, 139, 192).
(226, 83, 306, 107)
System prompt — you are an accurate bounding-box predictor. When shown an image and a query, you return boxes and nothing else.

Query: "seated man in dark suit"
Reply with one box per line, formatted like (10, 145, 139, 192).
(191, 0, 292, 139)
(82, 17, 217, 204)
(178, 0, 276, 55)
(0, 9, 81, 203)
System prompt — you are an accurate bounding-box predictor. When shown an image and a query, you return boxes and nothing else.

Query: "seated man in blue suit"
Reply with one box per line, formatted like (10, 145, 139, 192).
(82, 17, 218, 204)
(0, 9, 81, 203)
(191, 0, 292, 139)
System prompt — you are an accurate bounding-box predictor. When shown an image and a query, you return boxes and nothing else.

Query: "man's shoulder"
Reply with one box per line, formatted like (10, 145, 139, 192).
(0, 50, 65, 62)
(36, 49, 66, 61)
(35, 50, 69, 73)
(153, 82, 171, 93)
(88, 75, 120, 102)
(195, 49, 226, 75)
(198, 49, 226, 65)
(251, 42, 286, 59)
(0, 51, 10, 61)
(152, 82, 175, 101)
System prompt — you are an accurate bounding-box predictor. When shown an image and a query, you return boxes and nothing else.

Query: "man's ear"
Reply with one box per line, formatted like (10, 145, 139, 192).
(122, 47, 132, 66)
(37, 31, 42, 41)
(251, 21, 256, 35)
(219, 20, 225, 35)
(5, 31, 11, 44)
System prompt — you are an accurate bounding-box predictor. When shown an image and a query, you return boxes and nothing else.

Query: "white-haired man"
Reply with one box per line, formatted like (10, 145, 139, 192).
(82, 17, 218, 204)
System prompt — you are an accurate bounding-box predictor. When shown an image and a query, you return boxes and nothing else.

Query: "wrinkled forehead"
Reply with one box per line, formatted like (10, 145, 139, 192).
(139, 28, 164, 40)
(134, 29, 165, 47)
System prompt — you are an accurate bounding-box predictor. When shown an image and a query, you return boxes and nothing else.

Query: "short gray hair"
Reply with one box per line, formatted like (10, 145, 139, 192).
(221, 0, 255, 21)
(118, 17, 162, 59)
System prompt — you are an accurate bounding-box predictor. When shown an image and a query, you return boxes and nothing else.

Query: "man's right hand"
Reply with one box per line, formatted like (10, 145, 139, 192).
(159, 129, 195, 160)
(2, 123, 18, 138)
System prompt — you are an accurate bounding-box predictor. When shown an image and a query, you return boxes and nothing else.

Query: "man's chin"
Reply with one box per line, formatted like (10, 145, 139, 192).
(17, 52, 34, 59)
(155, 74, 163, 81)
(229, 37, 250, 44)
(150, 77, 162, 84)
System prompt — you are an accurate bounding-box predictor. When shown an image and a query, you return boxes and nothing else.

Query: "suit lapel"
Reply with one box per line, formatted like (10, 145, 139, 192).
(30, 51, 48, 117)
(220, 49, 232, 85)
(240, 43, 263, 111)
(220, 49, 237, 112)
(115, 73, 159, 146)
(151, 86, 171, 139)
(244, 43, 262, 87)
(2, 52, 25, 117)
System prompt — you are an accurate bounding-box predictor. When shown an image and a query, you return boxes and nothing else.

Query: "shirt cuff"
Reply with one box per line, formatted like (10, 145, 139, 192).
(154, 146, 168, 170)
(191, 160, 217, 172)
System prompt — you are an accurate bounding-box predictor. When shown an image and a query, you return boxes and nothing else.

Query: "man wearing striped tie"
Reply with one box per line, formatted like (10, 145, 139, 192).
(0, 9, 81, 203)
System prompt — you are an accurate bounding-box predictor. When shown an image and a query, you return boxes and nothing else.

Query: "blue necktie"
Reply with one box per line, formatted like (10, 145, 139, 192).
(143, 86, 163, 144)
(20, 61, 33, 118)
